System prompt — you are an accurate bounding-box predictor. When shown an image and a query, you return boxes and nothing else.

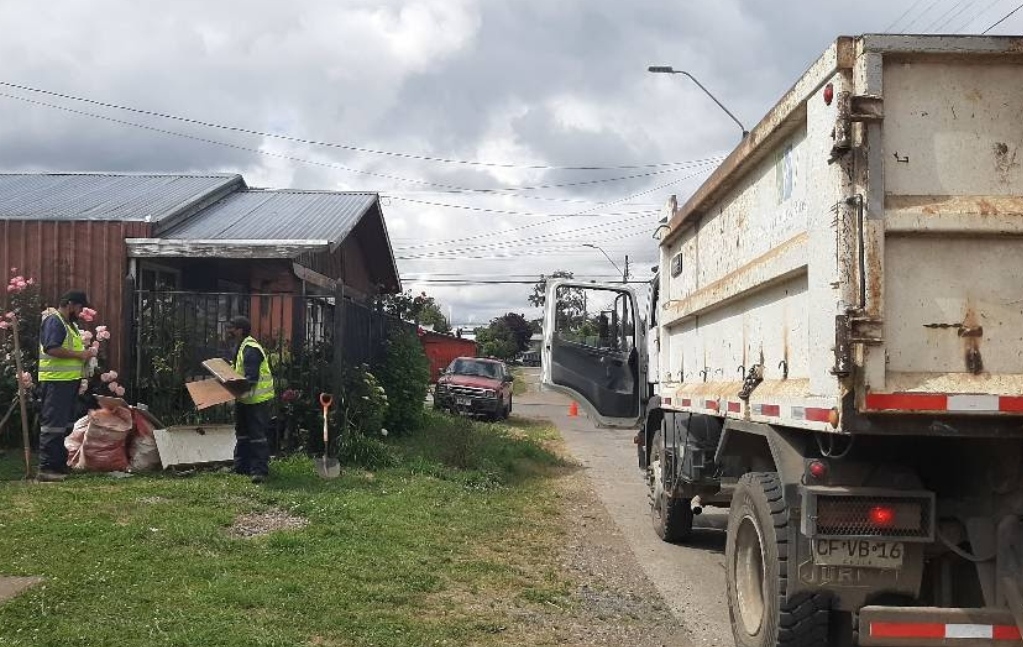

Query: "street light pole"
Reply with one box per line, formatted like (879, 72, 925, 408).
(583, 243, 628, 283)
(647, 66, 748, 138)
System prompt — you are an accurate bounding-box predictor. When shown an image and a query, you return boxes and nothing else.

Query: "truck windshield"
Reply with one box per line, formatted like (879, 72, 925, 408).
(449, 359, 500, 378)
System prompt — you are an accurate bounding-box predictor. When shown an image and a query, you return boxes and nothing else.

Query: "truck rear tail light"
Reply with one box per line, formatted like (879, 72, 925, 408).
(807, 460, 828, 481)
(868, 505, 896, 528)
(802, 488, 935, 541)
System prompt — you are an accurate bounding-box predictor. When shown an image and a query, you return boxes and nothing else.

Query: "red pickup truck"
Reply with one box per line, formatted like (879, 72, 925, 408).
(433, 357, 513, 421)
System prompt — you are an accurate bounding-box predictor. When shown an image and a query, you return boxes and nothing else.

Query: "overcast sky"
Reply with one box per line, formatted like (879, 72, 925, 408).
(1, 0, 1021, 326)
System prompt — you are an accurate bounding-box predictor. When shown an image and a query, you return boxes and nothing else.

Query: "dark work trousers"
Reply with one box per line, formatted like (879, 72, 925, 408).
(39, 380, 79, 472)
(234, 401, 271, 477)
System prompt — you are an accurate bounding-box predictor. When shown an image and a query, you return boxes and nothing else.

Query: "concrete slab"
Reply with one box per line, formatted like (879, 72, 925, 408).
(0, 576, 43, 604)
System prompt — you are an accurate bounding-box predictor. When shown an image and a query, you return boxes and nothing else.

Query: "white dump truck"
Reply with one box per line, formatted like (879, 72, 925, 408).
(543, 34, 1023, 647)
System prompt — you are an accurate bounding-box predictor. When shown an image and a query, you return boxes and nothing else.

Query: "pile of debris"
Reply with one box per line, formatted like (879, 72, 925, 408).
(64, 400, 162, 473)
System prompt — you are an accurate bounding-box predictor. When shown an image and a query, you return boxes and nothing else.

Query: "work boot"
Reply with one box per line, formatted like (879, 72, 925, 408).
(35, 471, 68, 483)
(250, 474, 266, 484)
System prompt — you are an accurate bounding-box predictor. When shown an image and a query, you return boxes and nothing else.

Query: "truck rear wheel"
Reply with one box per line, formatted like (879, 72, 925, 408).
(726, 472, 830, 647)
(649, 428, 693, 542)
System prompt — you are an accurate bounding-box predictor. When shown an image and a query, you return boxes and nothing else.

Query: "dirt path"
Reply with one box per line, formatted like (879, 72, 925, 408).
(0, 577, 42, 605)
(515, 367, 734, 647)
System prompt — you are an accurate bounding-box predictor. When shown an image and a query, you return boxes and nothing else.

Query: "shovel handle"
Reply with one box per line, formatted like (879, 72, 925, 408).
(319, 393, 332, 445)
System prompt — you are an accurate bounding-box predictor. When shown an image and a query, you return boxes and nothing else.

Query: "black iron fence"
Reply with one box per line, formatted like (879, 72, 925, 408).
(129, 289, 411, 433)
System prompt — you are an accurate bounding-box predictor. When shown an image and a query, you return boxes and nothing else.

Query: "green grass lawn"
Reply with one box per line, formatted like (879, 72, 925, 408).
(0, 413, 575, 647)
(510, 369, 529, 396)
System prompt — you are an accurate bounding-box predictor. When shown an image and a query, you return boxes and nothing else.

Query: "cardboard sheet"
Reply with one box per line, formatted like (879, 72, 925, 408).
(185, 377, 240, 410)
(184, 357, 251, 410)
(201, 358, 248, 384)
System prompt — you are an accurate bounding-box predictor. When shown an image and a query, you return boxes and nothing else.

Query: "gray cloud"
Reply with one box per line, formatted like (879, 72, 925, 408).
(1, 0, 1020, 322)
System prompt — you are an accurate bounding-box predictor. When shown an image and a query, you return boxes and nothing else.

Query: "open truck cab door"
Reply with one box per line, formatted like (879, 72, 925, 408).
(541, 280, 646, 428)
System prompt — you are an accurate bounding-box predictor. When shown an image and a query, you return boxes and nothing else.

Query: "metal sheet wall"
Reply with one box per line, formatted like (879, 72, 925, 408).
(0, 219, 152, 373)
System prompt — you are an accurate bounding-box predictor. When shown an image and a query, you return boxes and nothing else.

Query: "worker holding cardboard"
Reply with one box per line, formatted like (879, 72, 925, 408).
(225, 316, 274, 483)
(36, 290, 97, 482)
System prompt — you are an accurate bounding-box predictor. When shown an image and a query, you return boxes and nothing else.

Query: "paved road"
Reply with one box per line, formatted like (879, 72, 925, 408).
(514, 367, 733, 646)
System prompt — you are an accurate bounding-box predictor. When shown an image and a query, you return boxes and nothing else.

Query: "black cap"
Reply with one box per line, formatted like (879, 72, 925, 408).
(61, 290, 89, 307)
(227, 315, 251, 334)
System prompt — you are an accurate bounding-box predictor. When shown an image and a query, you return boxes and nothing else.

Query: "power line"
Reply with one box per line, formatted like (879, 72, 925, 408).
(396, 227, 655, 260)
(394, 213, 656, 259)
(0, 91, 721, 197)
(926, 0, 977, 31)
(0, 80, 706, 172)
(385, 197, 651, 219)
(902, 0, 950, 30)
(400, 279, 652, 285)
(955, 0, 1004, 31)
(395, 166, 711, 252)
(983, 0, 1023, 31)
(0, 87, 708, 258)
(885, 0, 929, 31)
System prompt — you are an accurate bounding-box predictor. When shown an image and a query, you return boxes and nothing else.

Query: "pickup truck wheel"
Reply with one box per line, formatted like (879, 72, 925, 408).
(726, 472, 830, 647)
(649, 428, 693, 542)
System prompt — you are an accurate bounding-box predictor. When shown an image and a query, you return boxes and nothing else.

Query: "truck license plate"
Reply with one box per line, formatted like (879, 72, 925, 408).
(812, 539, 904, 569)
(456, 397, 471, 406)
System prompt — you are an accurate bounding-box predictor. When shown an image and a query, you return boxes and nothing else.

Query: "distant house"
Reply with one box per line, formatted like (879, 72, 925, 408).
(528, 333, 543, 353)
(0, 173, 401, 375)
(419, 329, 477, 383)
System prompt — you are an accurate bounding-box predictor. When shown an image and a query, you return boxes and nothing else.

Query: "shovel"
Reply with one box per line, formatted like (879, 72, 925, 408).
(315, 393, 340, 479)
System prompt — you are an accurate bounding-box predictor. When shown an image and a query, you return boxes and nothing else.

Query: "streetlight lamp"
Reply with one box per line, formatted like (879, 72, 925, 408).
(583, 243, 628, 283)
(647, 66, 748, 138)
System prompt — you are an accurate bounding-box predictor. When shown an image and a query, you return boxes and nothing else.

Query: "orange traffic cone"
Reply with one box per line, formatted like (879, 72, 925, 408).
(568, 401, 579, 417)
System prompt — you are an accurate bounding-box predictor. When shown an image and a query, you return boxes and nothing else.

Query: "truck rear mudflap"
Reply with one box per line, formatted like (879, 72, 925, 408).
(859, 606, 1021, 646)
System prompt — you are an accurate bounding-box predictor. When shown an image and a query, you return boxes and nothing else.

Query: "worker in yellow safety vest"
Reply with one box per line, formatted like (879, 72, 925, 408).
(36, 290, 97, 482)
(225, 315, 274, 483)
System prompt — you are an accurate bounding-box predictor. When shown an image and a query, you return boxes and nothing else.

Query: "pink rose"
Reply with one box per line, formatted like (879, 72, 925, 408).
(98, 331, 111, 341)
(9, 267, 15, 272)
(0, 321, 8, 330)
(107, 370, 118, 380)
(90, 341, 100, 351)
(4, 312, 13, 320)
(108, 381, 120, 393)
(95, 325, 107, 333)
(115, 386, 126, 397)
(100, 372, 113, 383)
(81, 331, 94, 343)
(25, 278, 33, 285)
(5, 284, 14, 293)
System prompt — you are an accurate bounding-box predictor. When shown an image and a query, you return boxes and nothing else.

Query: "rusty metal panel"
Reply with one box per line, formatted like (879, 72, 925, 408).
(868, 58, 1023, 399)
(883, 62, 1023, 197)
(0, 219, 150, 373)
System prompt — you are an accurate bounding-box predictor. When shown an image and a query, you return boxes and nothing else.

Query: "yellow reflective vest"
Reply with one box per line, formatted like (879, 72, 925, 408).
(37, 313, 85, 382)
(234, 336, 274, 405)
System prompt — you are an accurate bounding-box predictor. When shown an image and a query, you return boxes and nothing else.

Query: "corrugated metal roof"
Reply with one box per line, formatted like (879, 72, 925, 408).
(160, 190, 379, 245)
(0, 173, 242, 223)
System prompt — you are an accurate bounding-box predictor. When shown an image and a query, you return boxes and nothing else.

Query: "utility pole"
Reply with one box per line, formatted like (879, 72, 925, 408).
(623, 255, 629, 284)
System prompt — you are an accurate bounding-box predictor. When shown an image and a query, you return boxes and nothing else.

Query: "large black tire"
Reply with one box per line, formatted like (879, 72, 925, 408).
(649, 427, 693, 542)
(725, 472, 830, 647)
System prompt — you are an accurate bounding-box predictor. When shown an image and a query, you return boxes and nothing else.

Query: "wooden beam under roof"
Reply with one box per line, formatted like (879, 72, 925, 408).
(125, 238, 330, 259)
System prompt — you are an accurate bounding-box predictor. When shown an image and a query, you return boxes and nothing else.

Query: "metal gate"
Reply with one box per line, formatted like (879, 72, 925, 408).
(129, 289, 408, 428)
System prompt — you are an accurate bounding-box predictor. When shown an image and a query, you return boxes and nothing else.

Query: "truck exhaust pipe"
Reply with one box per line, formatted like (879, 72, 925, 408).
(691, 495, 703, 516)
